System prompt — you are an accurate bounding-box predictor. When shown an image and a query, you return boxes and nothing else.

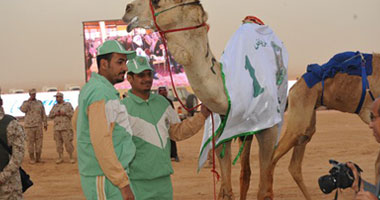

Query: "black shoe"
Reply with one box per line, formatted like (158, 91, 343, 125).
(174, 156, 180, 162)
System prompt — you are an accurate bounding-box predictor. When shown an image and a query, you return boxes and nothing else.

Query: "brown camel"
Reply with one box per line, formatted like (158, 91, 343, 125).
(123, 0, 280, 199)
(262, 53, 380, 200)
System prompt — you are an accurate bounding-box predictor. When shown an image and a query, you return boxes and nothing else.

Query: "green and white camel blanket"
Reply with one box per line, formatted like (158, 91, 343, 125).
(199, 23, 288, 169)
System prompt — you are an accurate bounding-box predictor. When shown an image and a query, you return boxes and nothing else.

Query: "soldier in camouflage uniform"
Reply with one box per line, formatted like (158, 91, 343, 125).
(20, 89, 47, 164)
(49, 92, 75, 164)
(0, 97, 26, 199)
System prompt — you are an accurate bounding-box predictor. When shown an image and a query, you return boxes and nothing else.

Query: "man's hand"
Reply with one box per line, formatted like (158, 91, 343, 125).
(347, 162, 363, 193)
(348, 162, 378, 200)
(120, 184, 134, 200)
(355, 190, 378, 200)
(200, 104, 211, 118)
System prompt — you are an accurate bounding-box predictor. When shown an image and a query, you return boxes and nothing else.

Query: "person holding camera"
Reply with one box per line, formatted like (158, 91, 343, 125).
(348, 98, 380, 200)
(0, 97, 26, 199)
(318, 98, 380, 200)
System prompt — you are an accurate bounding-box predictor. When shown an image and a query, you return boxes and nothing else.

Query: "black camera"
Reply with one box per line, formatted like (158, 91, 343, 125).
(318, 159, 362, 194)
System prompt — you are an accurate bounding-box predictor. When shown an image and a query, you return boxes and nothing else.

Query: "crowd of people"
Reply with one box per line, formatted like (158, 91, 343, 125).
(85, 31, 184, 82)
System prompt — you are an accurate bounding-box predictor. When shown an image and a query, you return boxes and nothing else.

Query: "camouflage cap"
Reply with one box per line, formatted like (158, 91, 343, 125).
(127, 56, 154, 74)
(97, 40, 136, 59)
(29, 88, 36, 94)
(54, 92, 64, 97)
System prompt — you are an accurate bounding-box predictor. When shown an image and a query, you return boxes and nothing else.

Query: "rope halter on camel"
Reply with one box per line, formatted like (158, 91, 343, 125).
(148, 1, 219, 199)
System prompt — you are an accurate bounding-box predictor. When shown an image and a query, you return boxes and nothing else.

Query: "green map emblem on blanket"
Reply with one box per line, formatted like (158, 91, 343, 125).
(244, 55, 264, 97)
(271, 41, 287, 86)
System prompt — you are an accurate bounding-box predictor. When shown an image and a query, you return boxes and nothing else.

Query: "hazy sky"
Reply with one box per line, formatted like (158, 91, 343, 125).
(0, 0, 379, 93)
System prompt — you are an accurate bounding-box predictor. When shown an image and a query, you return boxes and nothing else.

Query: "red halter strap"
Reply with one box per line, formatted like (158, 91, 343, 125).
(148, 2, 219, 199)
(148, 0, 205, 112)
(149, 0, 207, 34)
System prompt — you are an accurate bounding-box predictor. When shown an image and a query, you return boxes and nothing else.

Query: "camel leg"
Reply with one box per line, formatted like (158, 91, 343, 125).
(216, 141, 235, 200)
(287, 110, 316, 200)
(239, 135, 253, 200)
(264, 79, 318, 199)
(264, 123, 305, 200)
(256, 126, 278, 200)
(272, 106, 317, 165)
(264, 127, 300, 198)
(271, 103, 317, 165)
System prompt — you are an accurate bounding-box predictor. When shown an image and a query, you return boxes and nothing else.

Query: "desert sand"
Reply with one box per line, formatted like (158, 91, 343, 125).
(22, 110, 378, 200)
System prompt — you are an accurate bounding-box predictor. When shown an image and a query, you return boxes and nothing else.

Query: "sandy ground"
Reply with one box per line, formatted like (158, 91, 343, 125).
(21, 110, 379, 200)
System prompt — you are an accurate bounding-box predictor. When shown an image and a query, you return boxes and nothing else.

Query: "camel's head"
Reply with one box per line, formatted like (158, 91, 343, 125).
(122, 0, 207, 33)
(122, 0, 153, 32)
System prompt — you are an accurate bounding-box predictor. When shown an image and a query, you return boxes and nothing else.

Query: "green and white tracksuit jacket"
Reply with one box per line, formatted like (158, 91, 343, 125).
(75, 72, 136, 200)
(122, 90, 206, 200)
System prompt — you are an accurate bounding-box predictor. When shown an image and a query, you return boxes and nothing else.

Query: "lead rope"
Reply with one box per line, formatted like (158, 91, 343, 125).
(160, 25, 220, 200)
(210, 114, 220, 199)
(148, 1, 219, 199)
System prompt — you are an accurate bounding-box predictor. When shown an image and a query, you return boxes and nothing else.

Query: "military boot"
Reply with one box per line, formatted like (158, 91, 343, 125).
(36, 152, 44, 163)
(56, 153, 63, 164)
(29, 153, 36, 164)
(69, 153, 75, 164)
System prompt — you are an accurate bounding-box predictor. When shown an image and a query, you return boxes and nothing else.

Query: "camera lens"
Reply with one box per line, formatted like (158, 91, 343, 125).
(318, 175, 337, 194)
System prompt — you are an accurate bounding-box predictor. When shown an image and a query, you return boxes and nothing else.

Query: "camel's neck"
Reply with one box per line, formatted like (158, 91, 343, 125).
(164, 28, 228, 114)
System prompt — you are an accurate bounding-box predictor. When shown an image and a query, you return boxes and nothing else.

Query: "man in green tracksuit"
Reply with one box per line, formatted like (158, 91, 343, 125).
(122, 56, 210, 200)
(74, 40, 136, 200)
